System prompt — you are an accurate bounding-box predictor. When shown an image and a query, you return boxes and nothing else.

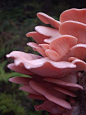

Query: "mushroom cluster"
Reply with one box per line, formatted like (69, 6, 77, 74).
(7, 8, 86, 115)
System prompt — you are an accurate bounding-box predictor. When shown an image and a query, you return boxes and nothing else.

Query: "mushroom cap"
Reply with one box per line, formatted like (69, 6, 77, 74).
(60, 8, 86, 24)
(26, 31, 48, 44)
(35, 26, 61, 43)
(27, 42, 46, 57)
(44, 78, 83, 91)
(46, 35, 77, 61)
(37, 12, 60, 29)
(70, 44, 86, 61)
(60, 20, 86, 44)
(7, 51, 76, 78)
(19, 85, 41, 95)
(54, 87, 76, 97)
(29, 81, 72, 109)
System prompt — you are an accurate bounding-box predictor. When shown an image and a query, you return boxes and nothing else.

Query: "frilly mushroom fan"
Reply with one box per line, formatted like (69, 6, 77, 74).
(7, 8, 86, 115)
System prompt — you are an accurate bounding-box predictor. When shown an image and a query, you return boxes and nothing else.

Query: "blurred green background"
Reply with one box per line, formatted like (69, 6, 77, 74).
(0, 0, 86, 115)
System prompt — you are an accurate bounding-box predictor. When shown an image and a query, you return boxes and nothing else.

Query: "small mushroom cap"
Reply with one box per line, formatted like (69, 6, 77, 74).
(37, 12, 60, 29)
(44, 78, 83, 91)
(29, 81, 72, 109)
(35, 100, 64, 114)
(26, 31, 48, 44)
(19, 85, 41, 95)
(6, 51, 41, 60)
(8, 63, 34, 75)
(39, 44, 49, 50)
(46, 35, 77, 61)
(9, 77, 31, 85)
(70, 44, 86, 61)
(45, 49, 60, 61)
(60, 8, 86, 24)
(71, 58, 86, 71)
(54, 87, 76, 97)
(60, 20, 86, 44)
(35, 26, 61, 43)
(27, 42, 46, 57)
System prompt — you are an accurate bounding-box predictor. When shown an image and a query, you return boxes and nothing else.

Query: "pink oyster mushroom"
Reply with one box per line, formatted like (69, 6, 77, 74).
(7, 8, 86, 115)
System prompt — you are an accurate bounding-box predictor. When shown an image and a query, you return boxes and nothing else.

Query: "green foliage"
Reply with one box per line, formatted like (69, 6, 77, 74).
(0, 93, 28, 115)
